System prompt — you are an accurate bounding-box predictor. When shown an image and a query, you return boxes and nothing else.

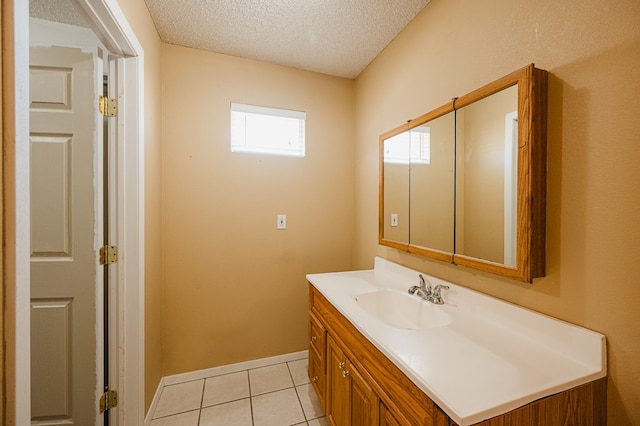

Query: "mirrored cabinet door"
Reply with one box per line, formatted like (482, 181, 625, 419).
(455, 84, 518, 266)
(453, 64, 547, 282)
(379, 103, 456, 262)
(409, 108, 455, 261)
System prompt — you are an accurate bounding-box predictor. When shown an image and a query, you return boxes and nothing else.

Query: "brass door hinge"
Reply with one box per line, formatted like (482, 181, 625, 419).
(99, 96, 118, 117)
(99, 390, 118, 413)
(99, 246, 118, 265)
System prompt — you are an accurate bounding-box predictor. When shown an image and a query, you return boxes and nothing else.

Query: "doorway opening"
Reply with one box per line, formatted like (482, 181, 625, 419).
(6, 0, 145, 424)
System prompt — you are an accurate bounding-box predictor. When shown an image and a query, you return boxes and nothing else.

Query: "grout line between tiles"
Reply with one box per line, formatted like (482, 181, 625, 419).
(293, 386, 307, 421)
(287, 361, 309, 421)
(248, 370, 256, 426)
(198, 377, 205, 426)
(151, 352, 315, 424)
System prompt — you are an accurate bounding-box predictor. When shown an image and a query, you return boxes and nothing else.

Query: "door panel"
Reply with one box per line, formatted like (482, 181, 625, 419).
(30, 135, 72, 257)
(30, 299, 72, 418)
(29, 66, 72, 110)
(30, 45, 101, 426)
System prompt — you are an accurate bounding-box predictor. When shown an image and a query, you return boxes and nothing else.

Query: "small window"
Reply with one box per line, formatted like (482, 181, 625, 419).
(231, 103, 306, 157)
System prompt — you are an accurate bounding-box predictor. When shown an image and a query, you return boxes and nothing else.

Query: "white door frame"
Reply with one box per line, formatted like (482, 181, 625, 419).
(6, 0, 145, 424)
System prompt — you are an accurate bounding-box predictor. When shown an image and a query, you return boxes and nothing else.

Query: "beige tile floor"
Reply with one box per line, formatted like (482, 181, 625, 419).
(150, 356, 328, 426)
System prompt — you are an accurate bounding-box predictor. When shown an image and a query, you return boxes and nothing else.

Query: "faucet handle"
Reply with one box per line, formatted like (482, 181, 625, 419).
(432, 285, 450, 304)
(433, 284, 449, 295)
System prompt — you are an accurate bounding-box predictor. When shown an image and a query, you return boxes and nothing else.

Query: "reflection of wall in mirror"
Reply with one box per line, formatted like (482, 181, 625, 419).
(384, 162, 409, 243)
(410, 114, 455, 252)
(457, 85, 517, 263)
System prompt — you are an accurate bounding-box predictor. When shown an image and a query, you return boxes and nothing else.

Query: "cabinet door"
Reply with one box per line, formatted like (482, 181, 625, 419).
(309, 353, 325, 409)
(380, 402, 402, 426)
(309, 310, 326, 362)
(348, 360, 379, 426)
(327, 335, 379, 426)
(309, 311, 327, 408)
(327, 336, 349, 426)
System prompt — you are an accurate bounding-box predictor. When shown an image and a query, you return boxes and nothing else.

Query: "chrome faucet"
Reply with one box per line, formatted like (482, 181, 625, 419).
(431, 284, 450, 305)
(408, 274, 449, 304)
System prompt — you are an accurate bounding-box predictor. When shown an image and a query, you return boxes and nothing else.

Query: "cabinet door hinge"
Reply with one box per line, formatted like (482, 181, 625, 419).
(99, 390, 118, 413)
(99, 246, 118, 265)
(99, 96, 118, 117)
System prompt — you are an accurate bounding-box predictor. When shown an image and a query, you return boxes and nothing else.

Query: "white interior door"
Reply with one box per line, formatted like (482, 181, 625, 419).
(29, 45, 103, 426)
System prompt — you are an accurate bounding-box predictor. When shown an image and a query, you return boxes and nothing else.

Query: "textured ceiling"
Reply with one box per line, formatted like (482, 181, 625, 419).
(144, 0, 430, 79)
(30, 0, 89, 28)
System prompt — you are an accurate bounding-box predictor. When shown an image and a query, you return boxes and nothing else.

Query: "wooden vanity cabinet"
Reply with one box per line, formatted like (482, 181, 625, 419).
(309, 284, 449, 426)
(308, 283, 607, 426)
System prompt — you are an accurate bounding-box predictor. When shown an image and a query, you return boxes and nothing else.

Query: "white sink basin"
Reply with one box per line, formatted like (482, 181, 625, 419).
(354, 289, 452, 330)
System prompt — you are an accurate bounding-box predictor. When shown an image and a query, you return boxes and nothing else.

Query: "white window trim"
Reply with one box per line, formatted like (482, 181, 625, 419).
(230, 103, 306, 157)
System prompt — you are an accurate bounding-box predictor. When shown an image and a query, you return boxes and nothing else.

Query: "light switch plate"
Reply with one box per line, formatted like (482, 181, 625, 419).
(277, 214, 287, 229)
(391, 213, 398, 227)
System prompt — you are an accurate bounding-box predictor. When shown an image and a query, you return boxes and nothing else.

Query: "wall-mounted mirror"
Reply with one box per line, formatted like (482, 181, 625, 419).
(379, 64, 547, 282)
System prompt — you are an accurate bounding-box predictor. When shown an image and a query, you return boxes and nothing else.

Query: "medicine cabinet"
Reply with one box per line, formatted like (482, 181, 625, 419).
(379, 64, 548, 282)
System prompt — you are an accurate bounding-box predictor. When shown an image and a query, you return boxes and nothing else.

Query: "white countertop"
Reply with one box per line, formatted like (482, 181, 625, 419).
(306, 257, 606, 426)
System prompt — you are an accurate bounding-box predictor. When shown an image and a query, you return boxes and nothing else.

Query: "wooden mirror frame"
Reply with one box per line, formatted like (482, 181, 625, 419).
(378, 64, 548, 282)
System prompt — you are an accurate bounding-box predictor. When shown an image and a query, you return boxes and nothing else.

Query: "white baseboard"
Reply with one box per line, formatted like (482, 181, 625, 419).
(144, 350, 309, 424)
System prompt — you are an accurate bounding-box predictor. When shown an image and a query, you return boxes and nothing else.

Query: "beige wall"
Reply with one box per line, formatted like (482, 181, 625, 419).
(161, 44, 355, 375)
(355, 0, 640, 424)
(115, 0, 163, 411)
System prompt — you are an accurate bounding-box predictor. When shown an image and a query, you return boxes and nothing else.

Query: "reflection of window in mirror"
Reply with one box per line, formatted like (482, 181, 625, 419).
(384, 129, 430, 164)
(410, 127, 430, 165)
(384, 133, 410, 164)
